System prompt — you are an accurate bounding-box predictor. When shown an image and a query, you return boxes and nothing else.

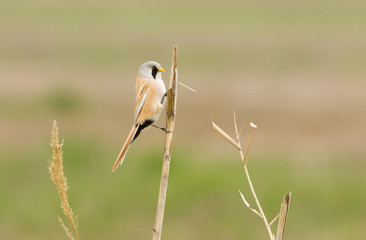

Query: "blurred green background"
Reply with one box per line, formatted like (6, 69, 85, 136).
(1, 0, 366, 239)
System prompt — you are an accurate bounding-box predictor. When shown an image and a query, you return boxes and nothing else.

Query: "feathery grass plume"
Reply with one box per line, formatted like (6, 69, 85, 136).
(49, 120, 79, 240)
(58, 217, 76, 240)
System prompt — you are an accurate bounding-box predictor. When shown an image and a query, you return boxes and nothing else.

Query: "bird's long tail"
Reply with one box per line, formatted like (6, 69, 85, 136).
(112, 124, 139, 172)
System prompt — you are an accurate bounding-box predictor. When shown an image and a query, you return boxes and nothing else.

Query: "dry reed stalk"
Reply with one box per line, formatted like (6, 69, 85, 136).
(212, 121, 241, 150)
(275, 193, 292, 240)
(49, 120, 79, 240)
(212, 111, 291, 240)
(152, 45, 178, 240)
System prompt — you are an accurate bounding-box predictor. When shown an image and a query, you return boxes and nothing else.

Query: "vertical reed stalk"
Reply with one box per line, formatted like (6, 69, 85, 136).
(152, 45, 178, 240)
(275, 193, 292, 240)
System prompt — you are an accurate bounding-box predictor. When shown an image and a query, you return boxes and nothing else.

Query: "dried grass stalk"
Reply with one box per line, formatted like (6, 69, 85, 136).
(49, 120, 79, 240)
(269, 213, 280, 226)
(212, 112, 292, 240)
(178, 81, 197, 93)
(238, 190, 262, 218)
(152, 45, 178, 240)
(242, 129, 252, 165)
(275, 193, 292, 240)
(212, 121, 241, 150)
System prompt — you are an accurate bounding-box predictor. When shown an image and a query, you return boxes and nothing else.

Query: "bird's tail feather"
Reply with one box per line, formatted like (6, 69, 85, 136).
(112, 124, 139, 172)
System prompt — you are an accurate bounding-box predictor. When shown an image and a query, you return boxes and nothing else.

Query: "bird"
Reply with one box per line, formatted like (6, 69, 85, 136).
(112, 61, 167, 172)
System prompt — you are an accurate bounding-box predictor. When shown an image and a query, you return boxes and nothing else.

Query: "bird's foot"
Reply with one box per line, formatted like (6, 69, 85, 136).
(152, 125, 172, 133)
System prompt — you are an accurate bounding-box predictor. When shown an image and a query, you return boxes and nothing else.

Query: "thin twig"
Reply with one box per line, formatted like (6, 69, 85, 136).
(235, 122, 274, 240)
(242, 165, 273, 240)
(269, 213, 280, 226)
(213, 113, 274, 240)
(212, 121, 241, 151)
(152, 45, 178, 240)
(179, 81, 197, 93)
(242, 128, 252, 165)
(213, 111, 292, 240)
(238, 120, 246, 137)
(238, 190, 262, 218)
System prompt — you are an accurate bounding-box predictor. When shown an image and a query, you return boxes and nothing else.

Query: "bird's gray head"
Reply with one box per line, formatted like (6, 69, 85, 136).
(138, 61, 165, 80)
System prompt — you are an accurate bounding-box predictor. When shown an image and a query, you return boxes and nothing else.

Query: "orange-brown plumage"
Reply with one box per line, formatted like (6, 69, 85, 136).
(135, 77, 164, 125)
(112, 61, 166, 172)
(112, 124, 138, 172)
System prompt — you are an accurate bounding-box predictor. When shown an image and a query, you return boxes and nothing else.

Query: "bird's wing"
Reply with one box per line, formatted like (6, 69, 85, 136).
(134, 85, 150, 122)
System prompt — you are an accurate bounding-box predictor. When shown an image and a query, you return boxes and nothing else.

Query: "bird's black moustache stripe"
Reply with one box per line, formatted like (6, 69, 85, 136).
(151, 66, 158, 79)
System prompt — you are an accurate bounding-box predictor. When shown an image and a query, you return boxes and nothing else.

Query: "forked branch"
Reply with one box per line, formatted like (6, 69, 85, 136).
(212, 111, 291, 240)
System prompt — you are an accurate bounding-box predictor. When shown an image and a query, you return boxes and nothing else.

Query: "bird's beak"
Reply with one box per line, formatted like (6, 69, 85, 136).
(158, 68, 165, 72)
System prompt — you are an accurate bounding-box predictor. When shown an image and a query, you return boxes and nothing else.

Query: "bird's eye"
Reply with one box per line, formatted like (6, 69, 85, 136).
(151, 66, 158, 79)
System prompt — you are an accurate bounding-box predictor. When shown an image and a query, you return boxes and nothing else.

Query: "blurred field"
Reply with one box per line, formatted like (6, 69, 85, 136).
(1, 0, 366, 239)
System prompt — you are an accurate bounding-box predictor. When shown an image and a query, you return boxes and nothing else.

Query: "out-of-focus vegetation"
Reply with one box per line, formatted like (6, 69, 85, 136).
(1, 0, 365, 239)
(1, 142, 365, 239)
